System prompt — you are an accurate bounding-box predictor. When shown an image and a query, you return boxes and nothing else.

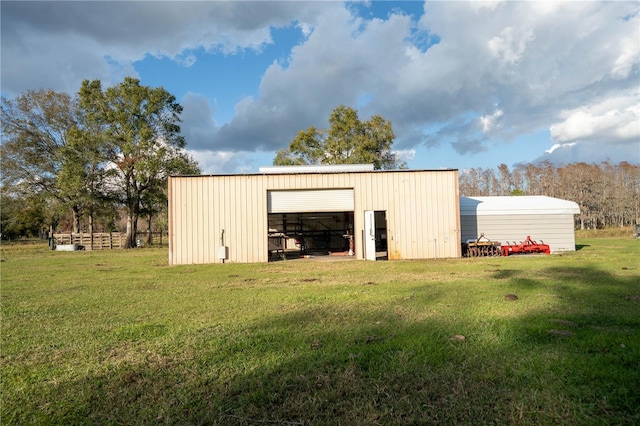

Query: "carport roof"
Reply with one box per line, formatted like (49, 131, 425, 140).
(460, 196, 580, 216)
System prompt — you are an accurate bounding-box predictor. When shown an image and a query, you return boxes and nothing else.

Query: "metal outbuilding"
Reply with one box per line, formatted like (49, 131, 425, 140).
(168, 166, 461, 264)
(460, 196, 581, 253)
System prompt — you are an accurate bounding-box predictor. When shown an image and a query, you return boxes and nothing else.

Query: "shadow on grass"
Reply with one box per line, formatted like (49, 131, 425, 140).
(5, 266, 640, 425)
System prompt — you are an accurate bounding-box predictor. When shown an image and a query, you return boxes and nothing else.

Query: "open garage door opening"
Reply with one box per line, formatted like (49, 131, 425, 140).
(267, 189, 356, 261)
(268, 211, 355, 261)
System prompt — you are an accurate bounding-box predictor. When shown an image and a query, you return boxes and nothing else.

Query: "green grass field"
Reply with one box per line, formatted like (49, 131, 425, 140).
(2, 236, 639, 425)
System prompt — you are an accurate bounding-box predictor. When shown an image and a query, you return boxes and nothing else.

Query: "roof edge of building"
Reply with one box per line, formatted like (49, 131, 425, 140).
(171, 168, 459, 178)
(460, 195, 580, 215)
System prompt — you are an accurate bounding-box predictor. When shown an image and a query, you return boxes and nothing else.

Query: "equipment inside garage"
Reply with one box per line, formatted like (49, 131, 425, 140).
(267, 210, 389, 260)
(268, 211, 355, 260)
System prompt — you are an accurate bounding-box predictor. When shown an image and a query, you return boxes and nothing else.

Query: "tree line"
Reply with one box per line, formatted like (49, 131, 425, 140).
(460, 161, 640, 229)
(1, 78, 200, 247)
(2, 83, 637, 244)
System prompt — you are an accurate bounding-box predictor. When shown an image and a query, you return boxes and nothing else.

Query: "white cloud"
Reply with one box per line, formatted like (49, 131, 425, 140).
(393, 149, 416, 164)
(545, 142, 576, 154)
(611, 36, 639, 79)
(188, 150, 274, 175)
(2, 1, 639, 168)
(297, 22, 314, 38)
(188, 150, 240, 175)
(0, 1, 327, 95)
(488, 27, 535, 66)
(550, 95, 640, 143)
(536, 139, 639, 166)
(480, 109, 504, 133)
(529, 2, 565, 16)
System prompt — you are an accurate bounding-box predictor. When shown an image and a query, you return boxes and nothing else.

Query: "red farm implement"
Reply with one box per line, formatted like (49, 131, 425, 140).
(501, 236, 550, 256)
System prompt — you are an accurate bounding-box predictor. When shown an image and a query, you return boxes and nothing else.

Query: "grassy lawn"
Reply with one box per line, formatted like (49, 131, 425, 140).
(1, 236, 639, 425)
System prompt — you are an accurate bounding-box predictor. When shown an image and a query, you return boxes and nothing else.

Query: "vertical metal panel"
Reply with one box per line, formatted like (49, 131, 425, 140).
(245, 177, 254, 260)
(198, 177, 206, 263)
(194, 178, 202, 263)
(233, 176, 242, 262)
(167, 177, 174, 265)
(201, 178, 209, 263)
(177, 177, 188, 265)
(453, 172, 462, 258)
(236, 177, 244, 262)
(203, 177, 211, 262)
(408, 173, 418, 258)
(170, 176, 179, 265)
(189, 177, 197, 263)
(414, 173, 424, 258)
(179, 177, 188, 264)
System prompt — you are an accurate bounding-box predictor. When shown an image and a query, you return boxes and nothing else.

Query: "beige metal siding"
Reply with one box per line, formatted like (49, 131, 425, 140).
(169, 175, 268, 264)
(169, 170, 460, 264)
(380, 170, 461, 260)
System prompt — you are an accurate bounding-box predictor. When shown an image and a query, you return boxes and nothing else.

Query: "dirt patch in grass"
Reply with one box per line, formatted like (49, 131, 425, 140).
(589, 325, 635, 334)
(548, 329, 574, 337)
(550, 319, 579, 327)
(450, 334, 467, 342)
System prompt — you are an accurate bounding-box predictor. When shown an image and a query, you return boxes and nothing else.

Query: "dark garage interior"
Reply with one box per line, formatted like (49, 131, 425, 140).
(267, 211, 388, 261)
(268, 211, 354, 260)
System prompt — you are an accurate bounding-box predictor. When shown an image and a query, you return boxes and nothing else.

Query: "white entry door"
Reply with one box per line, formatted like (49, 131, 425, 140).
(364, 210, 376, 261)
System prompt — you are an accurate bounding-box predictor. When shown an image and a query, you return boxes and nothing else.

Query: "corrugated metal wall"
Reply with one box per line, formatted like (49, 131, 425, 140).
(168, 170, 460, 264)
(460, 213, 576, 253)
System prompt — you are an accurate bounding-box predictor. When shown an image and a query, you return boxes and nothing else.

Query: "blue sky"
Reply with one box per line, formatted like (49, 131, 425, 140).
(2, 1, 639, 174)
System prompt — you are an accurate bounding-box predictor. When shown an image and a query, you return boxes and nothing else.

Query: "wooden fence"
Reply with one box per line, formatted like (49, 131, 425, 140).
(52, 231, 165, 250)
(53, 233, 125, 250)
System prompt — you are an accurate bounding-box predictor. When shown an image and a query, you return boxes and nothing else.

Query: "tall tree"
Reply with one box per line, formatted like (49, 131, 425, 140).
(78, 77, 192, 248)
(496, 163, 514, 195)
(615, 162, 640, 227)
(0, 89, 88, 232)
(274, 105, 405, 169)
(57, 125, 114, 234)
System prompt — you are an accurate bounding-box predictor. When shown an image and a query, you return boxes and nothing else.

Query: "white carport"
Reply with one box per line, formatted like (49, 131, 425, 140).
(460, 196, 580, 253)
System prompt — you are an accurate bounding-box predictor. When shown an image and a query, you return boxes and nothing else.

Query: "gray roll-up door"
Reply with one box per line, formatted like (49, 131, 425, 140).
(268, 189, 354, 213)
